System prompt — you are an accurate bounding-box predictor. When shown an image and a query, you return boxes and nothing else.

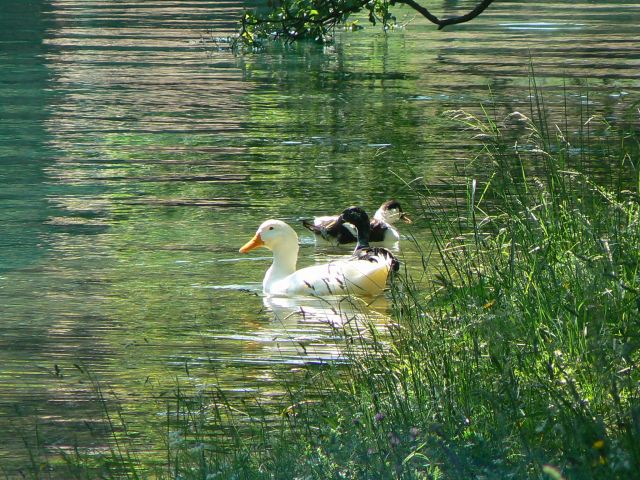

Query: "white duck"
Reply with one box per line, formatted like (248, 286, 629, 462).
(240, 207, 399, 297)
(302, 199, 412, 247)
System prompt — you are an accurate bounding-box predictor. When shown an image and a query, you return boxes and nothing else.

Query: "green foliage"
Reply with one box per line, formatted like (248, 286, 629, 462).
(374, 84, 640, 477)
(238, 0, 395, 45)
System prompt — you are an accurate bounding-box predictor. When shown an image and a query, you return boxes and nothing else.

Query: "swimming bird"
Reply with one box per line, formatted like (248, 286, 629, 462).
(331, 206, 400, 271)
(239, 209, 398, 297)
(301, 199, 411, 247)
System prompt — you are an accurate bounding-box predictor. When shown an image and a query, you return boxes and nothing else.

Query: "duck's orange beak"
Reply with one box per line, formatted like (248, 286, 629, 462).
(239, 233, 265, 253)
(400, 213, 413, 224)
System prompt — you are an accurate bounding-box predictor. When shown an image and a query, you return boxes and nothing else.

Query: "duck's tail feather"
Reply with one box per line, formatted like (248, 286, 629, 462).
(301, 218, 320, 233)
(302, 219, 334, 242)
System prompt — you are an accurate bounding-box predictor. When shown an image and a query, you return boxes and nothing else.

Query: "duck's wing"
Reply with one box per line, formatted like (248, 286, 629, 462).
(273, 255, 393, 297)
(278, 263, 348, 296)
(302, 216, 358, 244)
(302, 215, 337, 229)
(339, 223, 358, 242)
(369, 219, 390, 243)
(353, 246, 400, 272)
(302, 216, 337, 240)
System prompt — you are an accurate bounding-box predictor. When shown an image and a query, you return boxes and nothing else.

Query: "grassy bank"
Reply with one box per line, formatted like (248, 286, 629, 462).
(172, 86, 638, 479)
(32, 87, 640, 479)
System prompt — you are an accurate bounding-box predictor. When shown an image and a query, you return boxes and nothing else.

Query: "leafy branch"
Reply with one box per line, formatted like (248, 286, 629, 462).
(237, 0, 495, 45)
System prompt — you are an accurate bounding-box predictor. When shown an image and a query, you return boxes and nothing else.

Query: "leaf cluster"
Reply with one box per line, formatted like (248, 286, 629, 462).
(238, 0, 396, 45)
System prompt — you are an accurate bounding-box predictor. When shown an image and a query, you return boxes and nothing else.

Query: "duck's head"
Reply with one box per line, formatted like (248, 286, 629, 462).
(336, 206, 372, 250)
(376, 200, 412, 224)
(239, 219, 299, 253)
(339, 206, 371, 232)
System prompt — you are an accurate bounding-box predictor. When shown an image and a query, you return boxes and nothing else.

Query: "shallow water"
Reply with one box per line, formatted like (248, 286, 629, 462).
(0, 0, 638, 473)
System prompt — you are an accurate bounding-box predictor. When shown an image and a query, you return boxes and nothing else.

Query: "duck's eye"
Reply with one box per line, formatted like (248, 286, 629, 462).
(269, 226, 274, 230)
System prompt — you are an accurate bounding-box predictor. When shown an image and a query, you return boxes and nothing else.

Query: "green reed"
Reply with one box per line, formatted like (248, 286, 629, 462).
(314, 82, 640, 478)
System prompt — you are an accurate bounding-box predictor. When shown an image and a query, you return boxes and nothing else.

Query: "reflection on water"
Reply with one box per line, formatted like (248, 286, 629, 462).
(0, 0, 638, 473)
(265, 295, 390, 327)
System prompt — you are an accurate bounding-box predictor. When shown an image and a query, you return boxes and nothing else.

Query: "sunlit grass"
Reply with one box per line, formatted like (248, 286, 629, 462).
(146, 82, 639, 478)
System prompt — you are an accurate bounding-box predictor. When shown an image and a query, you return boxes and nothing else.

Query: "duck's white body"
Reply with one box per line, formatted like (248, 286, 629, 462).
(240, 220, 394, 297)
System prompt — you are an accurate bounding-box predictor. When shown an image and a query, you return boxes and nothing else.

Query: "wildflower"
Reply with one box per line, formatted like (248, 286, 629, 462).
(409, 427, 420, 441)
(593, 439, 605, 450)
(374, 412, 385, 422)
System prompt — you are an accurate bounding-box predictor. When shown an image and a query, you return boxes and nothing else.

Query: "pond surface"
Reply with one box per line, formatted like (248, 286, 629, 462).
(1, 0, 638, 473)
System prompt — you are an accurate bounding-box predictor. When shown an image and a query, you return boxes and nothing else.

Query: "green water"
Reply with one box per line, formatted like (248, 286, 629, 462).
(0, 0, 638, 474)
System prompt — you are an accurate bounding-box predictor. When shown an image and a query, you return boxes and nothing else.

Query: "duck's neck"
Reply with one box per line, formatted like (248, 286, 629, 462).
(355, 224, 371, 251)
(373, 207, 385, 222)
(264, 242, 298, 289)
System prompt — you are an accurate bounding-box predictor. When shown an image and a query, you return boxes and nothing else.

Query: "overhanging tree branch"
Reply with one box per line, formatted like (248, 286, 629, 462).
(236, 0, 496, 45)
(392, 0, 494, 30)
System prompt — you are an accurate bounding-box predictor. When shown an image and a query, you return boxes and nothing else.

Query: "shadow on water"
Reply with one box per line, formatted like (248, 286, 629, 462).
(0, 1, 56, 273)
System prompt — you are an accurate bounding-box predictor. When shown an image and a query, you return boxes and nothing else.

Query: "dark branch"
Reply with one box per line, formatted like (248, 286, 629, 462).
(392, 0, 439, 24)
(393, 0, 494, 30)
(437, 0, 495, 29)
